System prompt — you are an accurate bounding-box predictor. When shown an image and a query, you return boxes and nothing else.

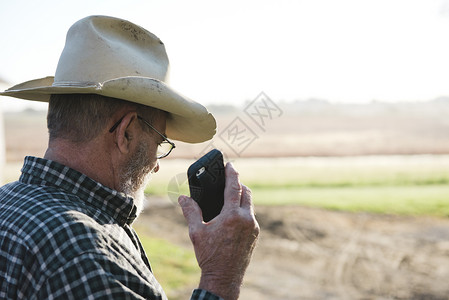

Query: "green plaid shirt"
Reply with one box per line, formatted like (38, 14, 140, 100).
(0, 156, 221, 300)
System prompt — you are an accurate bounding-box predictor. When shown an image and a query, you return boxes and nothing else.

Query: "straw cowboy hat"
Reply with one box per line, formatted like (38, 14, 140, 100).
(0, 15, 216, 143)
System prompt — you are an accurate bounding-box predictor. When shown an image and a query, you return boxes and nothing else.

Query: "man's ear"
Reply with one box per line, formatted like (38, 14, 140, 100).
(114, 111, 138, 154)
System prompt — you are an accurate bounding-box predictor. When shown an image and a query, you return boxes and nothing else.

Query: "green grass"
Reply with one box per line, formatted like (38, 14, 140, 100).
(251, 185, 449, 217)
(143, 156, 449, 218)
(135, 234, 200, 298)
(239, 157, 449, 189)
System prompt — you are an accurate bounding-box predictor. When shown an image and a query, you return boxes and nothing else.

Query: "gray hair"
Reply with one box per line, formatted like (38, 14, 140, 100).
(48, 94, 160, 143)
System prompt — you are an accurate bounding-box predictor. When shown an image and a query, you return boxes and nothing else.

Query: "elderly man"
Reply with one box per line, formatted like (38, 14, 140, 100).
(0, 16, 259, 300)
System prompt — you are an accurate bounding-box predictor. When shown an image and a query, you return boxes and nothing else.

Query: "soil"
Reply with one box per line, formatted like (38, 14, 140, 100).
(135, 198, 449, 300)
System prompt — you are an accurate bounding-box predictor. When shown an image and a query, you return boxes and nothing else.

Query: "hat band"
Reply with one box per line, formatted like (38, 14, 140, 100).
(52, 81, 101, 89)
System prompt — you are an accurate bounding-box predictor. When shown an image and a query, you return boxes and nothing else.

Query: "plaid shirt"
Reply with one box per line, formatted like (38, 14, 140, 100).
(0, 156, 221, 300)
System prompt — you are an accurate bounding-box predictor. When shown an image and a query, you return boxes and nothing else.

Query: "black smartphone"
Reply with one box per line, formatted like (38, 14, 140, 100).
(187, 149, 226, 222)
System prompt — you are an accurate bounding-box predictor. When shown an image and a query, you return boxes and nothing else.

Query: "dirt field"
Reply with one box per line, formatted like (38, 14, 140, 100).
(136, 199, 449, 300)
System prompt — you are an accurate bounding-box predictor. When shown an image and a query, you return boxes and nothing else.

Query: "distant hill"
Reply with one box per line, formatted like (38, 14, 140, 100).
(201, 99, 449, 158)
(2, 98, 449, 161)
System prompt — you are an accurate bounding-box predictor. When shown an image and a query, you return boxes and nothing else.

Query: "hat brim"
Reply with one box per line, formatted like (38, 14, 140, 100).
(0, 76, 216, 143)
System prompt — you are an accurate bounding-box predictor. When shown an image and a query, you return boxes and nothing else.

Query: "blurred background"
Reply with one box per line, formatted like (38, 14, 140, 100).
(1, 1, 449, 299)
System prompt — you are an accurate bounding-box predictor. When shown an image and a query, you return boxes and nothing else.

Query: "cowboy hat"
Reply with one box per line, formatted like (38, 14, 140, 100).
(0, 15, 216, 143)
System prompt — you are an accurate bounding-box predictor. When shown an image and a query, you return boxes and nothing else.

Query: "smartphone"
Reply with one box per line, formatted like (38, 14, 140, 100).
(187, 149, 226, 222)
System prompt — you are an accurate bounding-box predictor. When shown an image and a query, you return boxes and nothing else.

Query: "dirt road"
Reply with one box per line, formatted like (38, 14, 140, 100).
(135, 200, 449, 300)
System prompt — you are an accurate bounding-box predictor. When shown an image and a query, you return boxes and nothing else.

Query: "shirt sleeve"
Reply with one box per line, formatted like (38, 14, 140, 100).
(190, 289, 224, 300)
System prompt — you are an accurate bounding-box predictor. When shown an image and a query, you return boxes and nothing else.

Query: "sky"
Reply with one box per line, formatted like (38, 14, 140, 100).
(1, 0, 449, 111)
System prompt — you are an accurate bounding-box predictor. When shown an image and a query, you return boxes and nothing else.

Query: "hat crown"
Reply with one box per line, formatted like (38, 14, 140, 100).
(54, 16, 169, 85)
(1, 15, 216, 143)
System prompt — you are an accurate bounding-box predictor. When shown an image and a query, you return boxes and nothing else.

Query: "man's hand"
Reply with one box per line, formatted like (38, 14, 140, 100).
(178, 162, 260, 300)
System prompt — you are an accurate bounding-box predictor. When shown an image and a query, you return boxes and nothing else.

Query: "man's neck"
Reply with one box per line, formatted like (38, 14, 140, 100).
(44, 139, 119, 191)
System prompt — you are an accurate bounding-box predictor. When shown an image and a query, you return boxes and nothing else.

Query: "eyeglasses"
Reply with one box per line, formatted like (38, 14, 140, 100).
(109, 115, 176, 159)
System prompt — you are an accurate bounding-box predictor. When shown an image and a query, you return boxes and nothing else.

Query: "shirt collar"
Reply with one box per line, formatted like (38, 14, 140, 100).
(19, 156, 138, 226)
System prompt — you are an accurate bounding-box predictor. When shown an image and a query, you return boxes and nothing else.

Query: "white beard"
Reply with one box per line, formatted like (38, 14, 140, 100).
(128, 171, 152, 217)
(119, 139, 155, 218)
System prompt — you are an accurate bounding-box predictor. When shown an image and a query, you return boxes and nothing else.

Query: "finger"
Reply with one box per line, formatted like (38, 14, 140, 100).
(178, 195, 203, 227)
(223, 162, 242, 209)
(240, 184, 254, 213)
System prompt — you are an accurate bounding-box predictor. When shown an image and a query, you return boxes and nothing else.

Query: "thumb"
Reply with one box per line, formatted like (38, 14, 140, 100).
(178, 195, 203, 226)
